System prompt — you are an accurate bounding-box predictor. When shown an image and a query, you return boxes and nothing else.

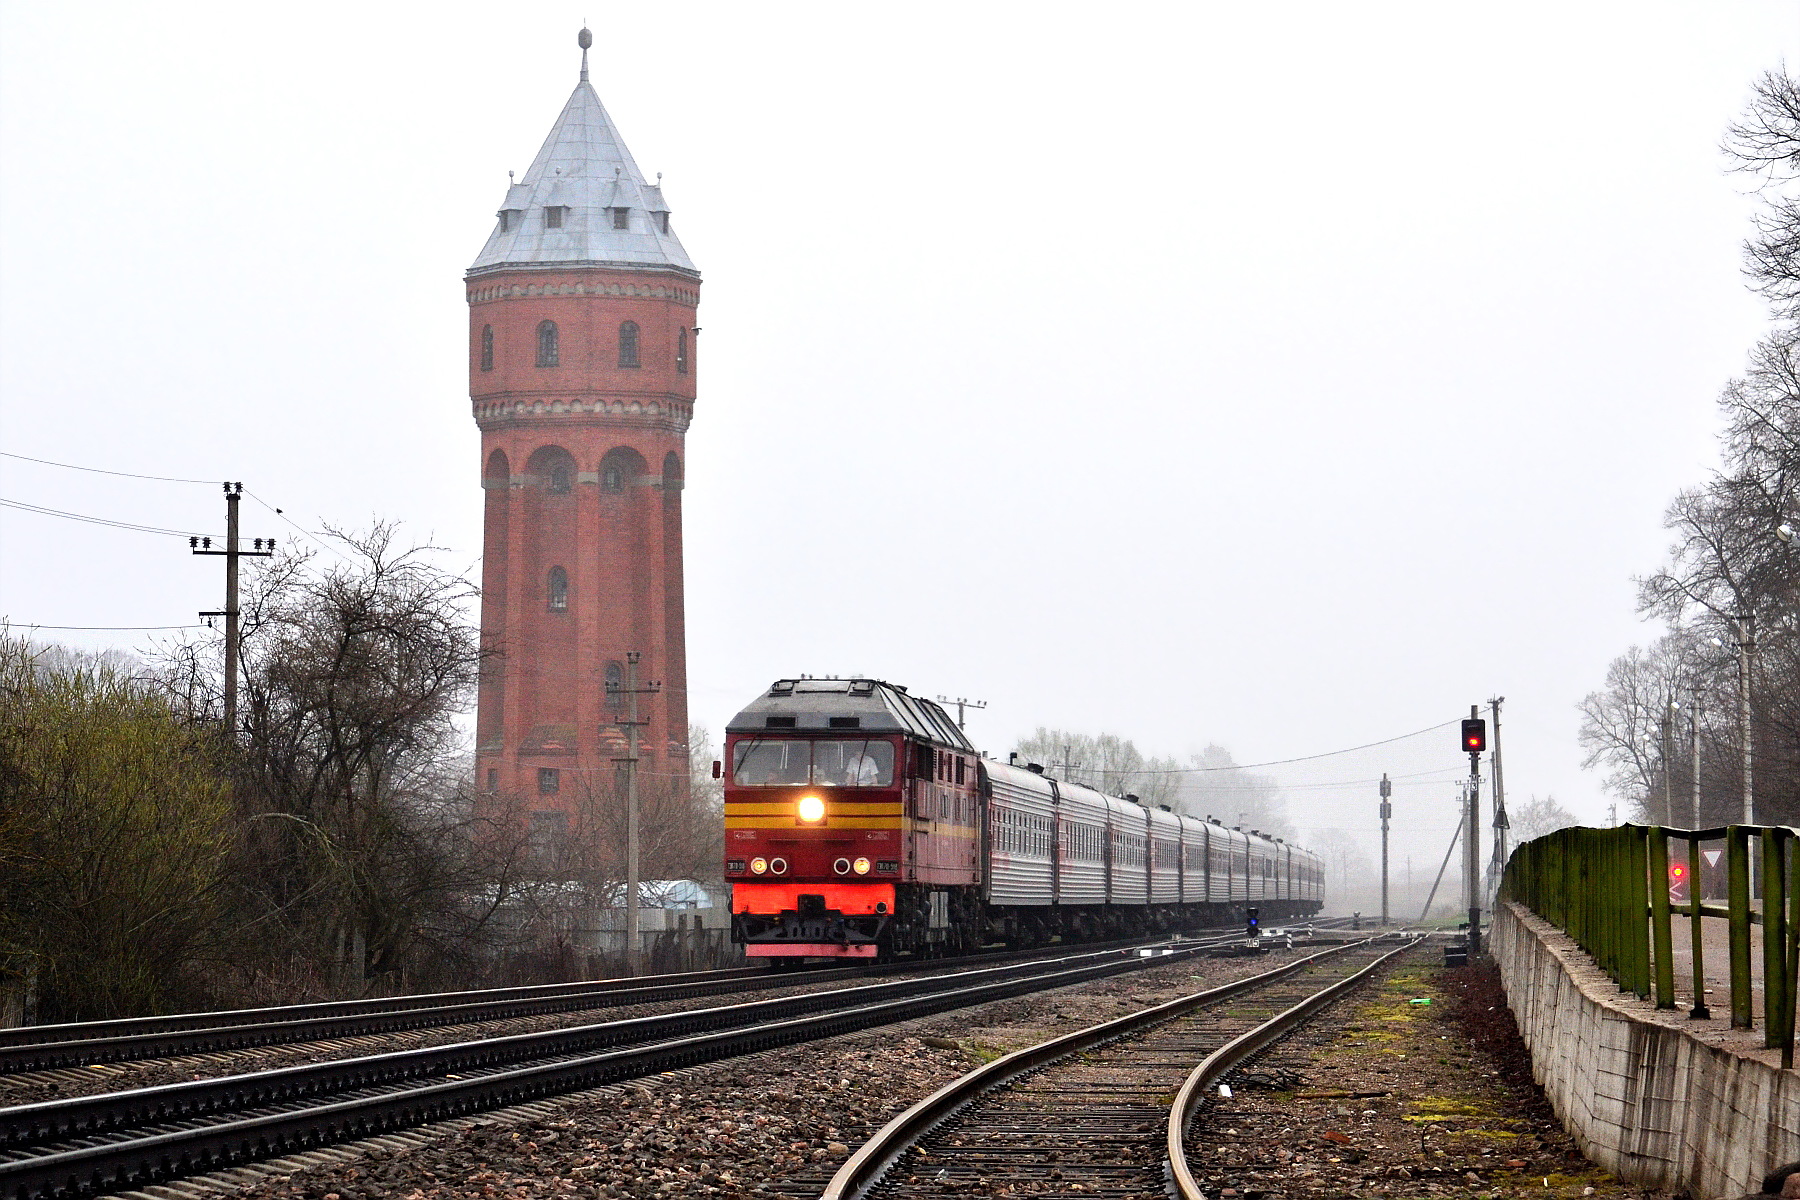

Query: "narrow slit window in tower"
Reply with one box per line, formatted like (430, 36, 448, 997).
(538, 767, 560, 795)
(548, 464, 571, 493)
(547, 566, 569, 611)
(605, 661, 625, 710)
(676, 328, 689, 374)
(658, 211, 671, 234)
(480, 325, 494, 371)
(497, 211, 512, 233)
(536, 320, 559, 367)
(601, 464, 624, 493)
(612, 207, 630, 230)
(618, 321, 640, 368)
(544, 206, 567, 229)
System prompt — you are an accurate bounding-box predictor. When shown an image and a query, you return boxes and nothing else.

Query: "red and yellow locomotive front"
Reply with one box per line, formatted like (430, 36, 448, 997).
(724, 678, 981, 960)
(724, 733, 900, 957)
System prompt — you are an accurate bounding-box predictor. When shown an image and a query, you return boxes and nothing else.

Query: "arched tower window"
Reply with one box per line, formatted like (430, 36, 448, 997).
(527, 445, 577, 495)
(662, 451, 682, 490)
(600, 447, 645, 495)
(547, 566, 569, 611)
(605, 661, 625, 710)
(676, 328, 688, 374)
(480, 325, 494, 371)
(618, 321, 640, 368)
(536, 320, 559, 367)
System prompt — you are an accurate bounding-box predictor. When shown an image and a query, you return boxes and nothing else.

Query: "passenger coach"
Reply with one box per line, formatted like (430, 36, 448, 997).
(722, 678, 1324, 961)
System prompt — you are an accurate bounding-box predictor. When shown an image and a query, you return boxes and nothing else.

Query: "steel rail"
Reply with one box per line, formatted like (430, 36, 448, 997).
(0, 934, 1242, 1200)
(819, 933, 1414, 1200)
(0, 966, 769, 1050)
(0, 925, 1279, 1074)
(1165, 936, 1421, 1200)
(0, 968, 839, 1074)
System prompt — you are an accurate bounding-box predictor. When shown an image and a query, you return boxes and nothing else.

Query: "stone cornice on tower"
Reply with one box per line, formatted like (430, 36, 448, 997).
(472, 395, 694, 436)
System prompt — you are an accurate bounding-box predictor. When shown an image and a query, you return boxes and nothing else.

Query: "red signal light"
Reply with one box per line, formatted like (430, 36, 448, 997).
(1461, 718, 1487, 754)
(1670, 862, 1687, 880)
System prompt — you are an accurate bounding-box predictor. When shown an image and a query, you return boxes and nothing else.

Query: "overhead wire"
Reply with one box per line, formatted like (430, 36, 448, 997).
(0, 497, 203, 538)
(1117, 717, 1464, 775)
(10, 622, 205, 631)
(0, 450, 216, 485)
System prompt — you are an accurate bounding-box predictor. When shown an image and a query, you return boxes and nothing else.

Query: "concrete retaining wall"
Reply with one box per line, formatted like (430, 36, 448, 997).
(1493, 900, 1799, 1199)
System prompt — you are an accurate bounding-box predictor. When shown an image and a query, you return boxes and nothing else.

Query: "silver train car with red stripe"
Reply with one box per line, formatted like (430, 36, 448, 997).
(724, 678, 1326, 961)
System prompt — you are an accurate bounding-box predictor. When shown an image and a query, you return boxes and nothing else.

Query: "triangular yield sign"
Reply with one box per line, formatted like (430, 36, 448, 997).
(1703, 849, 1723, 867)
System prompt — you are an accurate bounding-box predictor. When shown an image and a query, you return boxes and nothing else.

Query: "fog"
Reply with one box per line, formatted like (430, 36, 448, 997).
(3, 2, 1794, 882)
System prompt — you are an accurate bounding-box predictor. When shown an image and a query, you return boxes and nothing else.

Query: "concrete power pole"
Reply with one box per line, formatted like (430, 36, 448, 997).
(610, 651, 661, 976)
(1691, 689, 1703, 828)
(189, 482, 272, 739)
(1378, 773, 1392, 927)
(1489, 696, 1508, 904)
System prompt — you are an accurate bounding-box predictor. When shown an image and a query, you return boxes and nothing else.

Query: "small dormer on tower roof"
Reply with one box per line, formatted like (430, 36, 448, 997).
(468, 29, 697, 279)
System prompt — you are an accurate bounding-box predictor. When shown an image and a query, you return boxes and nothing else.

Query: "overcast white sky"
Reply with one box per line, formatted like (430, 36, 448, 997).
(3, 2, 1796, 877)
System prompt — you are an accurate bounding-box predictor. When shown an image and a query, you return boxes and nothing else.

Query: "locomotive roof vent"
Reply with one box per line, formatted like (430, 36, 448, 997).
(765, 715, 797, 728)
(1125, 793, 1140, 804)
(1158, 805, 1172, 812)
(768, 681, 796, 696)
(848, 679, 876, 695)
(1026, 762, 1045, 774)
(828, 716, 861, 729)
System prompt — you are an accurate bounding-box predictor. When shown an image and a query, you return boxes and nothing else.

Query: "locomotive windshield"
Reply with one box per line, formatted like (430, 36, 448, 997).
(732, 738, 895, 787)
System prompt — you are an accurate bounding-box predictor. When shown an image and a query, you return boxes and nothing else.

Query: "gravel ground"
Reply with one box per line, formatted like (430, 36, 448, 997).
(1183, 955, 1680, 1199)
(222, 943, 1329, 1200)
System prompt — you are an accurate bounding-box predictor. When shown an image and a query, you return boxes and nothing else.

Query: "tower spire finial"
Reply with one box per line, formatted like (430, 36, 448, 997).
(578, 26, 592, 82)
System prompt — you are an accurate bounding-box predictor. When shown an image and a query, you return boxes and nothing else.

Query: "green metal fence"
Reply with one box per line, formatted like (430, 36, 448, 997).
(1499, 823, 1800, 1067)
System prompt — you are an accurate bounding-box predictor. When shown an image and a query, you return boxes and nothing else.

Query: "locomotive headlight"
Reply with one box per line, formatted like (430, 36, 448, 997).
(750, 857, 768, 875)
(796, 794, 826, 823)
(853, 857, 871, 875)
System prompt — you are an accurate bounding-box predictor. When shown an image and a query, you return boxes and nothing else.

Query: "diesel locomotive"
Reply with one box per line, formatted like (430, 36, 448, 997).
(723, 678, 1325, 961)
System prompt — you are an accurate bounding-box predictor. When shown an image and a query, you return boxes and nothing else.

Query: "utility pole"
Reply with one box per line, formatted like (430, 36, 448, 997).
(1378, 773, 1392, 927)
(189, 482, 273, 740)
(609, 651, 660, 976)
(1662, 699, 1678, 826)
(1736, 616, 1755, 831)
(1489, 696, 1508, 902)
(1691, 688, 1703, 828)
(935, 696, 988, 730)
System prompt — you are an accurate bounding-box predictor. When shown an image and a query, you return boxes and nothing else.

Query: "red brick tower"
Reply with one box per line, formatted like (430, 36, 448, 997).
(469, 32, 698, 816)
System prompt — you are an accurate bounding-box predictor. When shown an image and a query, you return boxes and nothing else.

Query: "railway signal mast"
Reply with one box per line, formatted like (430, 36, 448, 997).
(1378, 773, 1392, 927)
(1461, 709, 1487, 956)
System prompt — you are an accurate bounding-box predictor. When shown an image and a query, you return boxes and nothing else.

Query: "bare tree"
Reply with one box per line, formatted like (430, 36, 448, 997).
(1177, 745, 1293, 840)
(1506, 795, 1581, 844)
(158, 525, 533, 997)
(1727, 69, 1800, 320)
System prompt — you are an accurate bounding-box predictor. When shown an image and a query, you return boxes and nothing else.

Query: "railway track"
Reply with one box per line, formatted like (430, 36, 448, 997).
(0, 929, 1295, 1200)
(0, 921, 1344, 1077)
(820, 932, 1421, 1199)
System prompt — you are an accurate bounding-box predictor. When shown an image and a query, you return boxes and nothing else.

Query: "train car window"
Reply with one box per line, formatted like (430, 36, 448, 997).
(732, 739, 811, 785)
(813, 740, 895, 786)
(915, 743, 934, 778)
